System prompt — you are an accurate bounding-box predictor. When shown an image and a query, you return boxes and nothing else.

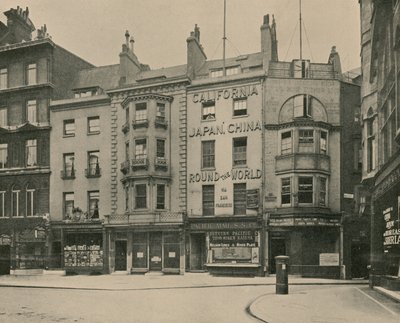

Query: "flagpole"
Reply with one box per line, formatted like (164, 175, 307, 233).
(223, 0, 227, 76)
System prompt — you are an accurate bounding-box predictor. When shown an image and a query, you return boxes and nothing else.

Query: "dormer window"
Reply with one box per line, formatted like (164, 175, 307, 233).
(210, 66, 240, 78)
(74, 88, 98, 98)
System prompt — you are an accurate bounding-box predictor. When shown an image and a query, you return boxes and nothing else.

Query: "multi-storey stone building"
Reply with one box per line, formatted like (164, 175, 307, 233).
(0, 7, 92, 274)
(3, 7, 363, 278)
(360, 0, 400, 290)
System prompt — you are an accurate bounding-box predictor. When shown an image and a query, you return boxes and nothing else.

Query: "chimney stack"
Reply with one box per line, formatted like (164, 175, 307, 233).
(119, 30, 142, 85)
(260, 13, 278, 72)
(186, 24, 207, 79)
(328, 46, 342, 78)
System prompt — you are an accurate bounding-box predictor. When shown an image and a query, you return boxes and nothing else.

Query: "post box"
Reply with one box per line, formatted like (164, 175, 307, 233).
(275, 255, 289, 294)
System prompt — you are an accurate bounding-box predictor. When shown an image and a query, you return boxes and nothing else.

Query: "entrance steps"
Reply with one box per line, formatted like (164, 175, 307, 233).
(145, 271, 164, 276)
(43, 269, 66, 276)
(111, 271, 130, 275)
(11, 269, 43, 276)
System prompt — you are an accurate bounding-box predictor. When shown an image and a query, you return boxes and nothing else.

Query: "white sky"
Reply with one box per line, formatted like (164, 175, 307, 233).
(1, 0, 361, 72)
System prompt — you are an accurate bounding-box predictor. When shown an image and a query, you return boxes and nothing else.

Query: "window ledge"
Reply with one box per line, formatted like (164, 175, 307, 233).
(63, 134, 75, 138)
(232, 164, 248, 169)
(87, 131, 100, 136)
(232, 114, 249, 119)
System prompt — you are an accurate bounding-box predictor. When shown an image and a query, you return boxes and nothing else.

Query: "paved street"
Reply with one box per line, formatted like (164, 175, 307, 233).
(0, 283, 399, 322)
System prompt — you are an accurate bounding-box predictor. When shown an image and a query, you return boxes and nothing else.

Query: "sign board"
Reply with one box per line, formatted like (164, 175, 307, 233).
(209, 230, 258, 248)
(319, 253, 339, 266)
(190, 221, 258, 231)
(246, 189, 259, 209)
(383, 200, 400, 251)
(269, 217, 340, 227)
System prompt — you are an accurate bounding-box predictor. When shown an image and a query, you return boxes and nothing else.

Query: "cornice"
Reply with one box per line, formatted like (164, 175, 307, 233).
(121, 93, 174, 108)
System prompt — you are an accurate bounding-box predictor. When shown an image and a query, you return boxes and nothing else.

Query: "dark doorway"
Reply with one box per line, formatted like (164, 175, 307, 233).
(270, 238, 286, 274)
(51, 242, 62, 268)
(115, 240, 127, 271)
(149, 232, 162, 271)
(351, 242, 369, 278)
(190, 233, 206, 271)
(0, 245, 10, 275)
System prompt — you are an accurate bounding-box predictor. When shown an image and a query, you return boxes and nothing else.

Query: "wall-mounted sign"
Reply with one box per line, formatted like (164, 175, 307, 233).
(269, 217, 340, 227)
(246, 189, 259, 209)
(192, 85, 258, 103)
(383, 204, 400, 250)
(189, 168, 262, 183)
(209, 230, 258, 248)
(188, 121, 262, 137)
(190, 222, 258, 231)
(319, 253, 339, 266)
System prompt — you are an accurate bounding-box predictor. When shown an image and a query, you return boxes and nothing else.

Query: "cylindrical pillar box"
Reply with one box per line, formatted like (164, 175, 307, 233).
(275, 255, 289, 294)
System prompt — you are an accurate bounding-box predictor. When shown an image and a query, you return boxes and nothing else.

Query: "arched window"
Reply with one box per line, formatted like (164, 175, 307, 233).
(279, 94, 327, 123)
(26, 183, 36, 217)
(11, 185, 21, 217)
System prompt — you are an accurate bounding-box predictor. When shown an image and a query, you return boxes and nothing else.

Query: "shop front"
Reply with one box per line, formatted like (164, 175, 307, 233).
(51, 222, 106, 274)
(0, 217, 48, 273)
(187, 217, 263, 276)
(268, 215, 341, 278)
(373, 180, 400, 290)
(107, 228, 184, 274)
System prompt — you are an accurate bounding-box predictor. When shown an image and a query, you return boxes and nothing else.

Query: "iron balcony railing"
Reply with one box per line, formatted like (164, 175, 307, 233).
(120, 160, 130, 174)
(85, 167, 101, 178)
(155, 157, 168, 170)
(131, 157, 149, 170)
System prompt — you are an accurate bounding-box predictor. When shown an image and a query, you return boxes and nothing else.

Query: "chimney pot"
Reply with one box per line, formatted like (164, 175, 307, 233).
(125, 30, 130, 46)
(263, 14, 269, 25)
(130, 36, 135, 51)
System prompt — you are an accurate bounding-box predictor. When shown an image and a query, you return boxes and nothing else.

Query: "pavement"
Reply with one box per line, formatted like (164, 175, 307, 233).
(1, 273, 399, 322)
(0, 272, 367, 291)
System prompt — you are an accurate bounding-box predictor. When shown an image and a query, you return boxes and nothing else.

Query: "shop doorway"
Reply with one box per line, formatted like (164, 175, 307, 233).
(115, 240, 127, 271)
(0, 245, 10, 275)
(51, 242, 62, 268)
(149, 232, 162, 271)
(351, 242, 369, 278)
(190, 233, 206, 271)
(270, 238, 286, 274)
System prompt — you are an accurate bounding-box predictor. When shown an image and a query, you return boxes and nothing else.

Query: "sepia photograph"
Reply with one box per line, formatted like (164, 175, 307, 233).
(0, 0, 399, 322)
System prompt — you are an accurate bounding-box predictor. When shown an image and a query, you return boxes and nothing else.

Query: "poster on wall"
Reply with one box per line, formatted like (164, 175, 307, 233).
(383, 199, 400, 252)
(246, 189, 259, 209)
(319, 253, 339, 266)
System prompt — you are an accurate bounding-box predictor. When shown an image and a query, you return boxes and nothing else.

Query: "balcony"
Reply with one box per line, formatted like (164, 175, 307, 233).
(120, 160, 130, 174)
(275, 153, 330, 174)
(155, 117, 168, 129)
(85, 167, 101, 178)
(122, 121, 130, 134)
(132, 119, 149, 129)
(60, 169, 75, 180)
(105, 211, 185, 225)
(155, 157, 168, 171)
(131, 157, 149, 170)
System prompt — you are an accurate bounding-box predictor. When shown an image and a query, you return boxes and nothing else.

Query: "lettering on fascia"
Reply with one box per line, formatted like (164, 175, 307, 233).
(189, 120, 262, 137)
(192, 85, 258, 103)
(189, 168, 262, 183)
